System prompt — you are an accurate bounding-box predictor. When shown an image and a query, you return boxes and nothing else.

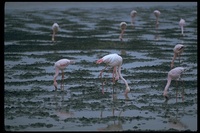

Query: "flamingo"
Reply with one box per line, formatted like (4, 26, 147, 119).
(96, 53, 130, 95)
(130, 10, 137, 26)
(154, 10, 161, 28)
(119, 22, 127, 41)
(170, 44, 185, 69)
(52, 23, 59, 41)
(163, 67, 185, 100)
(179, 18, 186, 36)
(53, 59, 75, 91)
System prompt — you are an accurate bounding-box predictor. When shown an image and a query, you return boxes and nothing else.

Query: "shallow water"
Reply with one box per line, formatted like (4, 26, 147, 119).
(4, 2, 197, 131)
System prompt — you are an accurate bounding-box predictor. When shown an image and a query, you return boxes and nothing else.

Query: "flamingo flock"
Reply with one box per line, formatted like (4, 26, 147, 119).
(52, 9, 187, 102)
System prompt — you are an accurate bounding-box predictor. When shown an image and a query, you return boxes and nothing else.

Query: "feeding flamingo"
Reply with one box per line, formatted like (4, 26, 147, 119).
(179, 18, 186, 36)
(53, 59, 75, 91)
(52, 23, 59, 41)
(170, 44, 185, 69)
(130, 10, 137, 26)
(119, 22, 127, 41)
(163, 67, 185, 100)
(96, 53, 130, 95)
(154, 10, 161, 28)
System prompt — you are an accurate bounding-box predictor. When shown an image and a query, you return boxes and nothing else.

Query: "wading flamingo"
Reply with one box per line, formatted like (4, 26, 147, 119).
(163, 67, 185, 100)
(179, 18, 186, 36)
(53, 59, 75, 91)
(170, 44, 185, 69)
(119, 22, 127, 41)
(52, 23, 59, 41)
(96, 53, 130, 95)
(154, 10, 160, 28)
(130, 10, 137, 26)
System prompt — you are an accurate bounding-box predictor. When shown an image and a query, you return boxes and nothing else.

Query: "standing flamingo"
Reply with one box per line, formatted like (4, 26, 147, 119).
(96, 53, 130, 95)
(52, 23, 59, 42)
(130, 10, 137, 26)
(170, 44, 185, 69)
(119, 22, 127, 41)
(163, 67, 185, 100)
(154, 10, 161, 28)
(53, 59, 75, 91)
(179, 18, 186, 36)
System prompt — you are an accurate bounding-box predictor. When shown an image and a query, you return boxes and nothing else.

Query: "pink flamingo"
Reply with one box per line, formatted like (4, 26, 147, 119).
(52, 23, 59, 41)
(163, 67, 185, 100)
(96, 53, 130, 95)
(179, 18, 186, 36)
(53, 59, 75, 91)
(119, 22, 127, 41)
(130, 10, 137, 26)
(154, 10, 161, 28)
(170, 44, 185, 69)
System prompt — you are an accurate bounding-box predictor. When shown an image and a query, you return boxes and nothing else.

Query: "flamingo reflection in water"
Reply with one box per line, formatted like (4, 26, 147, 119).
(98, 94, 123, 131)
(163, 101, 187, 131)
(53, 91, 74, 120)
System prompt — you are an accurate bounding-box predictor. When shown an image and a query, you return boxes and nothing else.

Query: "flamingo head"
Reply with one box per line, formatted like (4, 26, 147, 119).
(70, 60, 75, 64)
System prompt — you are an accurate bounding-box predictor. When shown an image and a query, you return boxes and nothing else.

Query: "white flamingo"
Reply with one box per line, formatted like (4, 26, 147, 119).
(52, 23, 59, 41)
(179, 18, 186, 36)
(163, 67, 185, 100)
(154, 10, 161, 28)
(119, 22, 127, 41)
(96, 53, 130, 95)
(130, 10, 137, 26)
(171, 44, 185, 69)
(53, 59, 75, 91)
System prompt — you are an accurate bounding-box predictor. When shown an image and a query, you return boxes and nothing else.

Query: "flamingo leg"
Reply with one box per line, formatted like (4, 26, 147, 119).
(99, 65, 108, 79)
(120, 29, 125, 41)
(176, 81, 178, 102)
(181, 79, 185, 102)
(99, 65, 108, 94)
(61, 70, 64, 91)
(112, 67, 116, 84)
(101, 81, 104, 94)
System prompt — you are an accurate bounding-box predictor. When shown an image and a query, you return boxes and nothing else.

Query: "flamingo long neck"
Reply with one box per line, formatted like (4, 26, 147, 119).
(164, 76, 172, 93)
(54, 67, 59, 82)
(181, 26, 184, 34)
(172, 53, 177, 64)
(118, 65, 129, 89)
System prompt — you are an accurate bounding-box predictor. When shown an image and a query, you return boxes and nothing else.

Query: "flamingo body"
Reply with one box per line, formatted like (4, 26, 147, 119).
(52, 23, 59, 41)
(119, 22, 127, 41)
(96, 53, 130, 95)
(171, 44, 185, 68)
(179, 18, 186, 35)
(53, 59, 75, 90)
(163, 67, 185, 98)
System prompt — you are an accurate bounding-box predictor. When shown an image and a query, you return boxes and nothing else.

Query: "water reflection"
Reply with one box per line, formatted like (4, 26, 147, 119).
(98, 98, 123, 131)
(53, 91, 74, 120)
(163, 101, 187, 131)
(154, 29, 160, 40)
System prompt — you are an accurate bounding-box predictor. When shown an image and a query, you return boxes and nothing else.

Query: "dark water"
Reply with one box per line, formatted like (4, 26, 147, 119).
(4, 2, 197, 131)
